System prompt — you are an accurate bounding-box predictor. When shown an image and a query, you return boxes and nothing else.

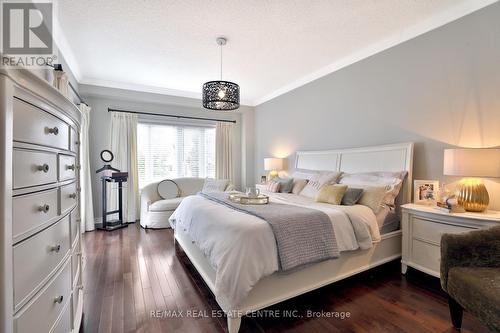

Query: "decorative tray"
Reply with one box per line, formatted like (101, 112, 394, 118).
(228, 193, 269, 205)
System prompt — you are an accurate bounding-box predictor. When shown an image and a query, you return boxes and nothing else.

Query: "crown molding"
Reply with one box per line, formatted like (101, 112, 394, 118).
(80, 77, 202, 99)
(253, 0, 498, 106)
(53, 14, 82, 81)
(53, 0, 497, 107)
(79, 77, 255, 107)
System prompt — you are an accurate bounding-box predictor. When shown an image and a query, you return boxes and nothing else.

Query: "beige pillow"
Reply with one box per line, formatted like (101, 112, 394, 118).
(292, 179, 308, 195)
(339, 172, 405, 209)
(357, 185, 391, 214)
(315, 185, 348, 205)
(300, 171, 342, 198)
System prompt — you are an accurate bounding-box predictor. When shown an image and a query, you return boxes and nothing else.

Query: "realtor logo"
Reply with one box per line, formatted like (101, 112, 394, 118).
(2, 1, 53, 55)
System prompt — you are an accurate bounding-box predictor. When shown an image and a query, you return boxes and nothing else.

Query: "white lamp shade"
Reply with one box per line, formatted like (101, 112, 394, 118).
(264, 158, 283, 171)
(443, 148, 500, 178)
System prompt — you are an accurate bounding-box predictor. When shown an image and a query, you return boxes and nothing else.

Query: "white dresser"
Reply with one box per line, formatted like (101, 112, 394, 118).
(0, 68, 83, 333)
(401, 203, 500, 278)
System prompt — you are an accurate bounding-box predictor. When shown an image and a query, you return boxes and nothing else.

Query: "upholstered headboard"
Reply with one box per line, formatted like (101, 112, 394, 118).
(295, 142, 414, 207)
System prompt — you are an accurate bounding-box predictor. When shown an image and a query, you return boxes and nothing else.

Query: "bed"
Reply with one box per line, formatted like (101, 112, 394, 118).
(171, 142, 414, 333)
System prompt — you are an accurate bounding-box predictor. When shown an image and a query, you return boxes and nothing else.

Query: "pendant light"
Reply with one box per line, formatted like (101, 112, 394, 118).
(202, 37, 240, 110)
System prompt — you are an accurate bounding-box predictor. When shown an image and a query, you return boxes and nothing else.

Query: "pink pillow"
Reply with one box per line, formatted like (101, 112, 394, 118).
(266, 180, 281, 193)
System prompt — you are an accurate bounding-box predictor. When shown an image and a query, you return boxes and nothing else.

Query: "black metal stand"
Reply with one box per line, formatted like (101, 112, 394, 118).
(95, 175, 129, 231)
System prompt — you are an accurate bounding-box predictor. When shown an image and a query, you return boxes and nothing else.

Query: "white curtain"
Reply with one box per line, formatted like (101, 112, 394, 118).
(79, 103, 95, 232)
(109, 112, 139, 222)
(215, 122, 234, 181)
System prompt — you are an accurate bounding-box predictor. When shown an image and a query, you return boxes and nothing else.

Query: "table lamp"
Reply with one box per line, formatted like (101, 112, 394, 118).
(443, 148, 500, 212)
(264, 157, 283, 180)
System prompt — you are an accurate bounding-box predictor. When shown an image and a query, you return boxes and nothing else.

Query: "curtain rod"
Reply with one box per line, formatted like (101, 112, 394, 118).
(107, 108, 237, 123)
(68, 81, 87, 106)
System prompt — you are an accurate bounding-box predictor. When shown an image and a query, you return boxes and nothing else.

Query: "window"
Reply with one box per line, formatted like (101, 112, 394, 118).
(137, 122, 216, 188)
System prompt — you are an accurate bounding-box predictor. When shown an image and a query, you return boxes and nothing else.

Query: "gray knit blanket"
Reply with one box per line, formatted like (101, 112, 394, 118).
(198, 192, 339, 271)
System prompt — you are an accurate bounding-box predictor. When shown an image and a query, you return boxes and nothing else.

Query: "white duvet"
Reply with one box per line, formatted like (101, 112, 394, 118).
(169, 192, 380, 311)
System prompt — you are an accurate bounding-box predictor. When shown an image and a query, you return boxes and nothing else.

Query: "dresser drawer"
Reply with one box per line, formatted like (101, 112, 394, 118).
(13, 188, 59, 242)
(13, 149, 57, 189)
(13, 98, 70, 150)
(14, 260, 71, 333)
(411, 239, 441, 274)
(412, 217, 472, 245)
(60, 182, 77, 215)
(71, 238, 81, 285)
(72, 288, 83, 330)
(51, 301, 71, 333)
(70, 208, 80, 246)
(13, 215, 70, 309)
(70, 127, 79, 153)
(58, 154, 76, 181)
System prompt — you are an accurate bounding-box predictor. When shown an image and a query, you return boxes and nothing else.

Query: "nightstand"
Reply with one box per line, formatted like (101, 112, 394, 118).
(401, 203, 500, 278)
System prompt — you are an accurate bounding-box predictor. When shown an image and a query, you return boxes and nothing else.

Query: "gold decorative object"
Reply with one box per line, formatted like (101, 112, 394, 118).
(456, 178, 489, 212)
(443, 148, 500, 212)
(228, 193, 269, 205)
(264, 157, 284, 180)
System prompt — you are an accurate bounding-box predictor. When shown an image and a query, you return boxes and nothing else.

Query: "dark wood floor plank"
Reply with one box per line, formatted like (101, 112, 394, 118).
(123, 272, 137, 332)
(82, 223, 494, 333)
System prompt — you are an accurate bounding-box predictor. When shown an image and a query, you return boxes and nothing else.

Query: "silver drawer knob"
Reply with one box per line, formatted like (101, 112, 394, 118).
(69, 193, 77, 199)
(46, 126, 59, 135)
(36, 164, 50, 173)
(49, 244, 61, 253)
(66, 164, 75, 171)
(38, 204, 50, 213)
(53, 295, 64, 304)
(75, 141, 80, 145)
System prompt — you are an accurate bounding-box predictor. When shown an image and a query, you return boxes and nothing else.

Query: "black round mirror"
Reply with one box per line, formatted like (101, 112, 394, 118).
(100, 150, 114, 163)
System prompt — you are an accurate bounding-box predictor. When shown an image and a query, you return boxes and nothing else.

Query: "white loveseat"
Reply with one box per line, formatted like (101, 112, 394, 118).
(140, 177, 206, 229)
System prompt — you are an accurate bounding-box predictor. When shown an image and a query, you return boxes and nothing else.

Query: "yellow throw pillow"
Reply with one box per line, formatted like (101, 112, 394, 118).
(315, 184, 348, 205)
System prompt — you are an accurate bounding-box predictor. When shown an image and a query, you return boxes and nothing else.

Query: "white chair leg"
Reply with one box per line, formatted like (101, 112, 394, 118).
(227, 316, 242, 333)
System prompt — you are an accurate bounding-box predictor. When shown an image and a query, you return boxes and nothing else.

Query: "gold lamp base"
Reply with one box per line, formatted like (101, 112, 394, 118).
(268, 170, 279, 180)
(456, 178, 489, 212)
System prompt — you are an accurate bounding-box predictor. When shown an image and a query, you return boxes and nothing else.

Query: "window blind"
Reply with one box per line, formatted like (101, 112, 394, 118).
(137, 122, 215, 188)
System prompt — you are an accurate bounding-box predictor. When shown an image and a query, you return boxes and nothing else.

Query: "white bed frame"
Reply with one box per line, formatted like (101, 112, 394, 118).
(174, 142, 414, 333)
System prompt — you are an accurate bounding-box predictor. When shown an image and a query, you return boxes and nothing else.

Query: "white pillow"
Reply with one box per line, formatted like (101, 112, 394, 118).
(299, 171, 342, 198)
(157, 180, 180, 199)
(202, 178, 229, 193)
(291, 170, 319, 180)
(339, 171, 406, 186)
(339, 172, 406, 212)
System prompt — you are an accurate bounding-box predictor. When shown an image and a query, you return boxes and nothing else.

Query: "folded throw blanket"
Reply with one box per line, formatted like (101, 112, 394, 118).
(199, 192, 339, 271)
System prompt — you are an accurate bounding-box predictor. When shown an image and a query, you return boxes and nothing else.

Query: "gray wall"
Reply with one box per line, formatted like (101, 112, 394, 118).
(254, 2, 500, 210)
(82, 84, 254, 219)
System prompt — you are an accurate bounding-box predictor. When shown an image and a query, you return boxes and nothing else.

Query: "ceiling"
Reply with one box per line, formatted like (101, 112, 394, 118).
(56, 0, 495, 106)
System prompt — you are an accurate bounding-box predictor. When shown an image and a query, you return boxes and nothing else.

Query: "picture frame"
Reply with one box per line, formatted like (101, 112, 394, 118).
(414, 180, 439, 205)
(260, 175, 267, 184)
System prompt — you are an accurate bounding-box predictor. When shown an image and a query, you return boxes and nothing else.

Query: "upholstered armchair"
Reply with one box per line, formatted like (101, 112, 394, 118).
(140, 177, 235, 229)
(440, 225, 500, 331)
(140, 178, 206, 229)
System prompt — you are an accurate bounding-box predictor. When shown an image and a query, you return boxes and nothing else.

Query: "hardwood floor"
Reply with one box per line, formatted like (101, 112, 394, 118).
(82, 223, 493, 333)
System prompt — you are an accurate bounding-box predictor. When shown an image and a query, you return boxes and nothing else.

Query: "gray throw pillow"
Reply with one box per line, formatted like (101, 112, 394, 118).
(275, 177, 294, 193)
(341, 188, 364, 205)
